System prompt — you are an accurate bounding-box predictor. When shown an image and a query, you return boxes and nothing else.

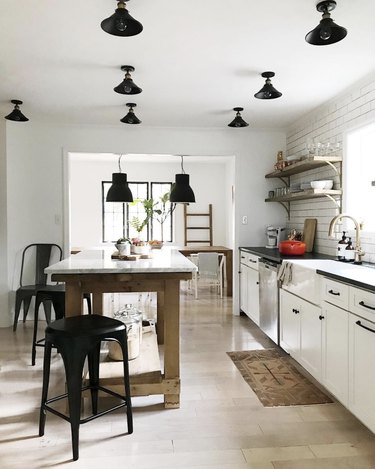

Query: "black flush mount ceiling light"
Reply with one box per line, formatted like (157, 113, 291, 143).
(114, 65, 142, 95)
(106, 154, 133, 202)
(120, 103, 141, 124)
(228, 107, 249, 128)
(4, 99, 29, 122)
(170, 156, 196, 203)
(101, 0, 143, 37)
(254, 72, 282, 100)
(305, 1, 347, 46)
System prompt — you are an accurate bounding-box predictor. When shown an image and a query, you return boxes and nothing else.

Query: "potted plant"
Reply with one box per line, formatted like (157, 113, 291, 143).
(151, 191, 174, 244)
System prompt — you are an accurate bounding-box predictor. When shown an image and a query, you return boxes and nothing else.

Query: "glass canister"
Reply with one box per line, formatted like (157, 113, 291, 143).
(108, 304, 143, 360)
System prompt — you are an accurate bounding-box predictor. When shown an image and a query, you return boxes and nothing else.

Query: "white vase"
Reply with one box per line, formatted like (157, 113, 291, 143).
(115, 243, 130, 256)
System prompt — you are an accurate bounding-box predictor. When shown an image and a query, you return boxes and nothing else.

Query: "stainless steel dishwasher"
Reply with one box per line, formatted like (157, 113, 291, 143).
(258, 258, 280, 345)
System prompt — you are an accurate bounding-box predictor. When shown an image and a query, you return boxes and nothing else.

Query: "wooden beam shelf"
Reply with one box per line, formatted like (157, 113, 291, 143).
(265, 155, 342, 178)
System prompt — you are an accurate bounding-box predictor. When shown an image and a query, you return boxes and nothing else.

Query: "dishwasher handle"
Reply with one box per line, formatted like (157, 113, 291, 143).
(259, 258, 279, 272)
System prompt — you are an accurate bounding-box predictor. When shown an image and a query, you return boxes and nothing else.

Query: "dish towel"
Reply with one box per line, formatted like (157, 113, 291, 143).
(277, 261, 293, 286)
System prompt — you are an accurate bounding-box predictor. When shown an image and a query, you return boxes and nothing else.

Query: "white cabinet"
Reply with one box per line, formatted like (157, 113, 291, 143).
(280, 289, 300, 357)
(321, 302, 349, 405)
(280, 289, 322, 380)
(239, 251, 259, 325)
(348, 312, 375, 433)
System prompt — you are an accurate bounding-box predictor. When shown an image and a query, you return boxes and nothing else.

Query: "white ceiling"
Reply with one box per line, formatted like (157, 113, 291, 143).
(1, 0, 375, 129)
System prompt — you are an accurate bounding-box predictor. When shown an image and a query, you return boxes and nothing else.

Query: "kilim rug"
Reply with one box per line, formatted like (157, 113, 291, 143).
(227, 348, 333, 407)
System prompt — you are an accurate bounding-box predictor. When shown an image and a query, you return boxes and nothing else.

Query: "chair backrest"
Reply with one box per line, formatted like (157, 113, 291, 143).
(197, 252, 221, 279)
(19, 244, 63, 287)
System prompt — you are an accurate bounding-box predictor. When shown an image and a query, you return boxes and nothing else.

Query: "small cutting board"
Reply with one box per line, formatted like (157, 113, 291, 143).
(303, 218, 317, 253)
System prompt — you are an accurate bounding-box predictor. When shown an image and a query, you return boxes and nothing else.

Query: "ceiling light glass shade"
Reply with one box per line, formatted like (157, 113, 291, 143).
(169, 174, 195, 203)
(114, 65, 142, 95)
(254, 72, 282, 99)
(4, 99, 29, 121)
(106, 173, 133, 202)
(120, 103, 141, 124)
(305, 1, 347, 45)
(101, 1, 143, 37)
(228, 107, 249, 128)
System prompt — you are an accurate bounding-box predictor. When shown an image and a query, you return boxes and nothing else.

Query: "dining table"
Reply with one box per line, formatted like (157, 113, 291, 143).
(45, 246, 196, 408)
(178, 245, 233, 296)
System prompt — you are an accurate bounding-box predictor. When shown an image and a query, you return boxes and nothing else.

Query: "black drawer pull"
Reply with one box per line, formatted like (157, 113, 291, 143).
(328, 289, 340, 296)
(292, 308, 300, 314)
(359, 301, 375, 311)
(319, 315, 325, 320)
(249, 259, 257, 263)
(356, 320, 375, 334)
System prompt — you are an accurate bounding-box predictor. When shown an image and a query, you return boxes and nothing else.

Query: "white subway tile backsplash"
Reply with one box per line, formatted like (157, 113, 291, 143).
(285, 73, 375, 258)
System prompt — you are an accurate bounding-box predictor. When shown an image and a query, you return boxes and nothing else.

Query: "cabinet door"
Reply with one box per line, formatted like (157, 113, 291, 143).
(322, 302, 348, 405)
(247, 267, 260, 325)
(280, 289, 300, 358)
(299, 300, 322, 381)
(240, 264, 248, 314)
(348, 313, 375, 433)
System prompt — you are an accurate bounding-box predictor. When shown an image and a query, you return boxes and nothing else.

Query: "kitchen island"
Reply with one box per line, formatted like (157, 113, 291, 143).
(45, 247, 196, 408)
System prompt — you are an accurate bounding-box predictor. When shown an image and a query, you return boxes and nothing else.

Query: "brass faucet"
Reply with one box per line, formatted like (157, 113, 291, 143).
(328, 213, 365, 264)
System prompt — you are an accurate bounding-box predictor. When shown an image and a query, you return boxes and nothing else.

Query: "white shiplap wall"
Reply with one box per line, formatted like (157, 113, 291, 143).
(286, 70, 375, 260)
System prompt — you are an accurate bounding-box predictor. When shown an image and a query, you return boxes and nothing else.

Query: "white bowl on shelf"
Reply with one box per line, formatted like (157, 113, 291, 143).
(311, 180, 328, 189)
(321, 180, 334, 189)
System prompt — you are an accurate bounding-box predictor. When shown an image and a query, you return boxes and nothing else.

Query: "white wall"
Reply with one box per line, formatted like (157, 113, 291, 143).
(69, 155, 231, 248)
(4, 123, 286, 326)
(0, 120, 9, 325)
(286, 70, 375, 259)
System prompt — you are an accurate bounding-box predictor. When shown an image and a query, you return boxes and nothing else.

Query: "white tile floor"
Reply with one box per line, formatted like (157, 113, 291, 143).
(2, 285, 375, 468)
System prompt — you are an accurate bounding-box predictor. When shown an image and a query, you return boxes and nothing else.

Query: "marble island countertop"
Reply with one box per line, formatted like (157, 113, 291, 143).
(45, 247, 197, 275)
(288, 258, 375, 291)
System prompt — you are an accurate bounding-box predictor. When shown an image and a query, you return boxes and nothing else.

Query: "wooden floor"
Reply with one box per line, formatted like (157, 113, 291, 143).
(2, 285, 375, 468)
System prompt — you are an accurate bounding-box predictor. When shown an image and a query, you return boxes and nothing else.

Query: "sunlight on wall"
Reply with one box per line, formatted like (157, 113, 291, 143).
(346, 122, 375, 232)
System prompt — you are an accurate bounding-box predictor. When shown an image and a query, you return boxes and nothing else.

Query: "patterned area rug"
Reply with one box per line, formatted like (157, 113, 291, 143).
(227, 349, 333, 407)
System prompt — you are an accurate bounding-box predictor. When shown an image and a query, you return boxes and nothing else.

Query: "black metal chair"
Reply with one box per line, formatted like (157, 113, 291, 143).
(39, 314, 133, 461)
(31, 287, 92, 365)
(13, 243, 63, 331)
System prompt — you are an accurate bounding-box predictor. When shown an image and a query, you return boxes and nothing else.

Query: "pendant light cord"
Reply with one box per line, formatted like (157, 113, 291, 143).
(180, 155, 185, 174)
(118, 154, 123, 173)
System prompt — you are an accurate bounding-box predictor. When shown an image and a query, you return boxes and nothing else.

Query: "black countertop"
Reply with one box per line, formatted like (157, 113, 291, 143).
(239, 246, 335, 264)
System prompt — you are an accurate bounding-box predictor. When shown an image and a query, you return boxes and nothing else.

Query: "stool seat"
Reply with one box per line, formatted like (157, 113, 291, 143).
(39, 314, 133, 461)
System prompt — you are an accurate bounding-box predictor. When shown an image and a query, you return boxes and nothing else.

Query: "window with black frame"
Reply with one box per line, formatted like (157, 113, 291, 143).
(102, 181, 173, 243)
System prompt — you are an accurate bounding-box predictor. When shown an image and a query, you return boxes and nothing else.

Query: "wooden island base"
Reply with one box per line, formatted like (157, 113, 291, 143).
(90, 331, 180, 409)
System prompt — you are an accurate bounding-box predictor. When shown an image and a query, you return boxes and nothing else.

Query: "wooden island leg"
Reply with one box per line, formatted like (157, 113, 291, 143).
(64, 282, 83, 317)
(163, 279, 180, 408)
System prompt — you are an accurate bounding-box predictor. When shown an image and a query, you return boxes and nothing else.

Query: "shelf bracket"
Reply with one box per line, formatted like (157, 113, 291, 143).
(325, 160, 339, 173)
(324, 194, 341, 210)
(276, 201, 290, 219)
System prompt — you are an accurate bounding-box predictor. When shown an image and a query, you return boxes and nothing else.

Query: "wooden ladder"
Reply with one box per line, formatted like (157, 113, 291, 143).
(184, 204, 213, 245)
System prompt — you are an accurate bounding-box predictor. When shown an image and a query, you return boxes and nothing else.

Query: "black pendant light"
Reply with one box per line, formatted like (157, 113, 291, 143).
(254, 72, 282, 100)
(4, 99, 29, 122)
(228, 107, 249, 128)
(305, 1, 347, 46)
(106, 154, 133, 202)
(114, 65, 142, 95)
(101, 0, 143, 37)
(120, 103, 141, 124)
(170, 156, 195, 203)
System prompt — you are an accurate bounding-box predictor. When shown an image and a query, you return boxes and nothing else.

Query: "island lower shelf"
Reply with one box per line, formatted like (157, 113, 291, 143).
(85, 330, 180, 398)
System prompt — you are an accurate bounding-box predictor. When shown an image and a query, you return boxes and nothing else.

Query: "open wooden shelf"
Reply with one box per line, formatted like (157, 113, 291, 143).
(265, 189, 342, 203)
(265, 155, 342, 178)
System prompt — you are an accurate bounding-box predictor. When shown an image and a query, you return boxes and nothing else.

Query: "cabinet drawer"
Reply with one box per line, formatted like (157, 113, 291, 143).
(349, 286, 375, 322)
(322, 278, 349, 310)
(239, 251, 259, 270)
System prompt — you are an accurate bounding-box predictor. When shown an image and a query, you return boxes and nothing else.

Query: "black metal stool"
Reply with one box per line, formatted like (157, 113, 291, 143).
(32, 288, 92, 365)
(39, 314, 133, 461)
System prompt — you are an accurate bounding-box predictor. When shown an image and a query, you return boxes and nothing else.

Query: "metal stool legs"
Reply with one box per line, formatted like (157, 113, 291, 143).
(39, 317, 133, 461)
